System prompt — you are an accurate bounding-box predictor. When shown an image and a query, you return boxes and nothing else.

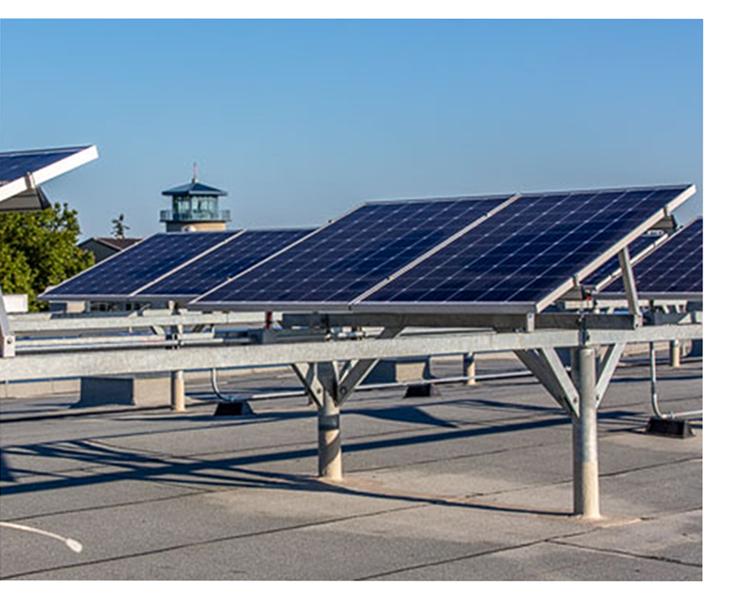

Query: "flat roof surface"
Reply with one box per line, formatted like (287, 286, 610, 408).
(0, 354, 702, 580)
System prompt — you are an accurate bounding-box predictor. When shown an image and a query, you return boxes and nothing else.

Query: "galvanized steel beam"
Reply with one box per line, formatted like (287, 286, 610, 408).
(0, 323, 703, 382)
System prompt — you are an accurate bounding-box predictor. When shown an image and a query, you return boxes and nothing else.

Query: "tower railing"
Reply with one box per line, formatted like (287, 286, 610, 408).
(159, 209, 231, 223)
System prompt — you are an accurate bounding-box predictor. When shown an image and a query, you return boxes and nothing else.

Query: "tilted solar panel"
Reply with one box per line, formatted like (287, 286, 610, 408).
(41, 231, 238, 300)
(193, 185, 694, 314)
(0, 147, 90, 183)
(193, 195, 513, 310)
(600, 218, 702, 298)
(580, 230, 667, 290)
(358, 186, 694, 312)
(134, 228, 314, 301)
(1, 146, 98, 207)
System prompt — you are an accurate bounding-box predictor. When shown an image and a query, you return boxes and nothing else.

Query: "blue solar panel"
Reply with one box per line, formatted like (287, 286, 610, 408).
(360, 185, 693, 309)
(42, 231, 237, 299)
(136, 229, 314, 299)
(580, 230, 666, 289)
(0, 147, 89, 183)
(601, 218, 702, 297)
(194, 196, 509, 307)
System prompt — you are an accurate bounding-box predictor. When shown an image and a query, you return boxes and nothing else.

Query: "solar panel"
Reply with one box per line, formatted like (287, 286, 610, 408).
(41, 231, 238, 300)
(134, 228, 314, 301)
(193, 196, 512, 309)
(355, 185, 695, 312)
(599, 218, 702, 299)
(580, 230, 667, 291)
(0, 147, 86, 183)
(0, 146, 98, 207)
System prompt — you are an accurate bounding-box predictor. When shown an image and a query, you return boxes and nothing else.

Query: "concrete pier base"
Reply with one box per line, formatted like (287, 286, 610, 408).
(171, 370, 185, 412)
(463, 353, 477, 385)
(318, 400, 342, 481)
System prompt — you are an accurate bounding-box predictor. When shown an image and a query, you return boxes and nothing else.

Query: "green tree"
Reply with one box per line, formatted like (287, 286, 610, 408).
(0, 202, 94, 311)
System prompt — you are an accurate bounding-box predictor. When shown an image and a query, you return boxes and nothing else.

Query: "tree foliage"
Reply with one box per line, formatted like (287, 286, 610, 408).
(0, 203, 94, 311)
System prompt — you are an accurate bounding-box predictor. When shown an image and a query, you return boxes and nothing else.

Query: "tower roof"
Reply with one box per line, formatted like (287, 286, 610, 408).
(161, 180, 227, 197)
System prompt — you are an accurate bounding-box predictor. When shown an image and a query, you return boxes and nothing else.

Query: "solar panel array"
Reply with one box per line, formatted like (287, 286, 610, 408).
(580, 230, 666, 290)
(193, 185, 693, 312)
(600, 218, 702, 297)
(43, 184, 696, 312)
(42, 231, 237, 299)
(195, 196, 510, 307)
(135, 228, 314, 300)
(0, 147, 90, 183)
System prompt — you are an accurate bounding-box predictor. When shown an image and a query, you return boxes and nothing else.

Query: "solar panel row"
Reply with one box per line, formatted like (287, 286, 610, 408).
(600, 218, 702, 298)
(42, 231, 239, 299)
(135, 228, 314, 300)
(195, 185, 695, 313)
(42, 184, 697, 312)
(41, 229, 316, 302)
(196, 196, 511, 307)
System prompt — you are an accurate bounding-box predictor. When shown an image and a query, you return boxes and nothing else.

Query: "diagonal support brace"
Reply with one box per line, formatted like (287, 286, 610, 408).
(337, 327, 402, 404)
(291, 362, 326, 409)
(514, 348, 579, 417)
(595, 343, 625, 407)
(618, 247, 642, 319)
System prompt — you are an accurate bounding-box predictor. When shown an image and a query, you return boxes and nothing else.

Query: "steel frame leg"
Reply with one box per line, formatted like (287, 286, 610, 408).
(463, 352, 477, 386)
(317, 394, 342, 481)
(171, 370, 186, 412)
(572, 346, 601, 519)
(670, 340, 681, 368)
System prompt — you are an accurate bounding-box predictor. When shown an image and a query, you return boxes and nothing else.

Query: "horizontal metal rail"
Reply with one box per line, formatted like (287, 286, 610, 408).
(0, 322, 702, 382)
(8, 310, 267, 334)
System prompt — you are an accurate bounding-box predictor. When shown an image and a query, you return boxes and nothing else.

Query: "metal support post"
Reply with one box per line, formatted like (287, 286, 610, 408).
(670, 340, 681, 368)
(463, 352, 477, 385)
(649, 342, 660, 416)
(572, 346, 601, 519)
(171, 370, 186, 412)
(0, 287, 16, 358)
(168, 303, 185, 412)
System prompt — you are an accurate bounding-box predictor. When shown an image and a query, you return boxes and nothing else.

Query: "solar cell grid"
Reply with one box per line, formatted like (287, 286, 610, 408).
(602, 218, 702, 296)
(581, 230, 666, 289)
(42, 231, 237, 299)
(195, 196, 509, 306)
(137, 228, 313, 299)
(361, 185, 693, 309)
(0, 147, 87, 183)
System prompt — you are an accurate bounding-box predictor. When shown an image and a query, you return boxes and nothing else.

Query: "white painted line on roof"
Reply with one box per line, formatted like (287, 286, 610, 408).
(0, 521, 83, 553)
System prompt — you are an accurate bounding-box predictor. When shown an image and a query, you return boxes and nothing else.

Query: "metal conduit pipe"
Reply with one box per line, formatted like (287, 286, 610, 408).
(649, 342, 702, 420)
(210, 368, 252, 404)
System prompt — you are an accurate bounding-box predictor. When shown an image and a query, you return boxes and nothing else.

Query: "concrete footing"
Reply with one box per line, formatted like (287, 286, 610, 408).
(364, 357, 432, 385)
(463, 353, 477, 385)
(318, 403, 342, 481)
(171, 370, 186, 412)
(214, 401, 254, 417)
(76, 373, 171, 408)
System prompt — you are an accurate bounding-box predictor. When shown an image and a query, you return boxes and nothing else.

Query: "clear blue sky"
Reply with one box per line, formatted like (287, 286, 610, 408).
(0, 19, 702, 238)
